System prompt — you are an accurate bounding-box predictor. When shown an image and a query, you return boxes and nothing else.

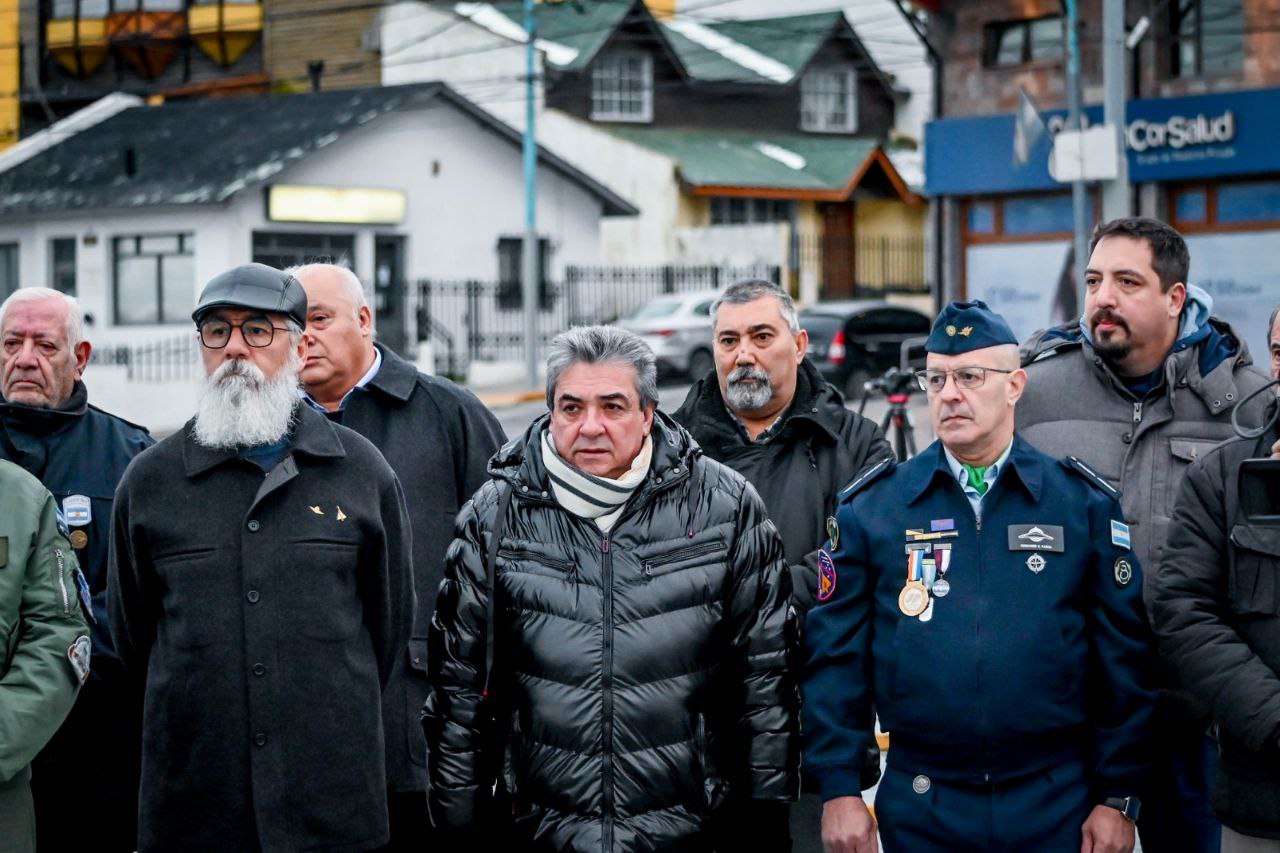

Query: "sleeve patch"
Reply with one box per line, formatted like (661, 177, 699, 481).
(68, 635, 91, 684)
(1110, 519, 1131, 549)
(817, 550, 837, 602)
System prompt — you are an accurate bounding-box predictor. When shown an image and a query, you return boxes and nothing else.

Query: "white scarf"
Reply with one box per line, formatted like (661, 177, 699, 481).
(540, 430, 653, 532)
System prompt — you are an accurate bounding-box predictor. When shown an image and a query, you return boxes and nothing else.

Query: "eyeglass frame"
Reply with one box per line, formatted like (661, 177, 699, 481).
(914, 366, 1018, 394)
(197, 316, 293, 349)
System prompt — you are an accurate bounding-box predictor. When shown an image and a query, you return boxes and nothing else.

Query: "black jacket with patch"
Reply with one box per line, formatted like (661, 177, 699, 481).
(672, 359, 893, 618)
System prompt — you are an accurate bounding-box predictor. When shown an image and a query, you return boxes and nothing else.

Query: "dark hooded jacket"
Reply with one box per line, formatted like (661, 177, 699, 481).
(1153, 400, 1280, 839)
(672, 359, 892, 619)
(425, 412, 798, 852)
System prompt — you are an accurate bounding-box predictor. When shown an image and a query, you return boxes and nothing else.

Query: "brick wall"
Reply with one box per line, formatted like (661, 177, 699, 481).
(265, 0, 381, 92)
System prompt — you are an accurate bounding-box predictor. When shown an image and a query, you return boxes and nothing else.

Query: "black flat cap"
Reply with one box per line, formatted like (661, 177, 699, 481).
(192, 263, 307, 329)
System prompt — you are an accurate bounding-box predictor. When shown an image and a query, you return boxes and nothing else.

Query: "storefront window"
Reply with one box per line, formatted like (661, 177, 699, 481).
(983, 16, 1063, 68)
(1004, 194, 1075, 235)
(1175, 188, 1208, 223)
(50, 238, 77, 296)
(1217, 181, 1280, 225)
(711, 198, 794, 225)
(968, 201, 997, 234)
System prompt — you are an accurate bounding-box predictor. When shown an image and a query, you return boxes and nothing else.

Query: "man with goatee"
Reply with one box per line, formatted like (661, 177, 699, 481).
(107, 264, 413, 853)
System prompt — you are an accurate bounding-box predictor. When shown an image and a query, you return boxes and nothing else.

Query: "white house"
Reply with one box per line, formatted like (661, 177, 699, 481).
(0, 81, 635, 357)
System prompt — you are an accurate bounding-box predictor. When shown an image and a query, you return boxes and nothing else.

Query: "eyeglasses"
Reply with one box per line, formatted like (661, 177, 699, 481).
(198, 318, 290, 349)
(914, 366, 1016, 393)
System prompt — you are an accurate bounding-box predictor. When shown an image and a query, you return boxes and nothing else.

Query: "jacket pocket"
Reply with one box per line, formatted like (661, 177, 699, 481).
(290, 542, 362, 640)
(497, 547, 576, 574)
(152, 548, 232, 649)
(1165, 438, 1221, 515)
(641, 541, 725, 579)
(407, 637, 430, 767)
(1228, 525, 1280, 616)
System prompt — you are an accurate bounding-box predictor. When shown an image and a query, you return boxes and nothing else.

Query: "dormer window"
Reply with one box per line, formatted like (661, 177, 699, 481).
(800, 66, 857, 133)
(591, 50, 653, 123)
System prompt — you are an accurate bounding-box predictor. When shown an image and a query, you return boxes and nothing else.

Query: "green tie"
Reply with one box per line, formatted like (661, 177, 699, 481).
(963, 463, 990, 496)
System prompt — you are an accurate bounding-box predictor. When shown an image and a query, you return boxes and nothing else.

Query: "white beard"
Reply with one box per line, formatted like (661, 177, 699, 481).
(193, 353, 301, 449)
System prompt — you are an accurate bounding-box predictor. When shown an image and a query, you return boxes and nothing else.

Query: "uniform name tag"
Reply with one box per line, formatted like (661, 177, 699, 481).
(1007, 524, 1065, 553)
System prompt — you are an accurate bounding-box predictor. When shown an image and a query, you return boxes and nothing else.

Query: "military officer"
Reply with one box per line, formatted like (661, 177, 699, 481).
(803, 301, 1156, 853)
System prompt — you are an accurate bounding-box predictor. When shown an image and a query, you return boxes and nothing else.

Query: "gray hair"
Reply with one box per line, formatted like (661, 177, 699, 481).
(284, 318, 304, 347)
(710, 279, 800, 334)
(545, 325, 659, 410)
(0, 287, 86, 347)
(1269, 304, 1280, 348)
(283, 263, 368, 318)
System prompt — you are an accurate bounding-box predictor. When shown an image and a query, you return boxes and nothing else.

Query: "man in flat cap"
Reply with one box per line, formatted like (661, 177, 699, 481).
(107, 263, 414, 853)
(802, 301, 1157, 853)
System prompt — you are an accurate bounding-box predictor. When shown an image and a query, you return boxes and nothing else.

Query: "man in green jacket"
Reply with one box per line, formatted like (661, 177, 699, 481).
(0, 459, 89, 853)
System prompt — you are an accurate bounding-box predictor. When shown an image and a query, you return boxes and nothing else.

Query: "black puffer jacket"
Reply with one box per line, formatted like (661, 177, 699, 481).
(426, 412, 798, 852)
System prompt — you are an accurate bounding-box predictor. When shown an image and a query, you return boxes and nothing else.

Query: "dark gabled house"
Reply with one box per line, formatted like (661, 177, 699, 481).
(392, 0, 926, 301)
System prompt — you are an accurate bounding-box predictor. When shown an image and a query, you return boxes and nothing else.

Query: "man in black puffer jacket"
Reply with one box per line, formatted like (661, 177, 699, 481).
(426, 325, 798, 852)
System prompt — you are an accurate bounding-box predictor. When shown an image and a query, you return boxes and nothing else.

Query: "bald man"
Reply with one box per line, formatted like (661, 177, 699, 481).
(291, 264, 505, 848)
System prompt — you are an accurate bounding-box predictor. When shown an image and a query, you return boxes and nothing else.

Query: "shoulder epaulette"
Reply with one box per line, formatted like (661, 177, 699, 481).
(87, 403, 152, 435)
(1063, 456, 1121, 500)
(838, 457, 895, 503)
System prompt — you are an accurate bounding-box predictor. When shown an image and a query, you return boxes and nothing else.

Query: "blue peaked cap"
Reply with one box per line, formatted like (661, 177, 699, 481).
(925, 300, 1018, 355)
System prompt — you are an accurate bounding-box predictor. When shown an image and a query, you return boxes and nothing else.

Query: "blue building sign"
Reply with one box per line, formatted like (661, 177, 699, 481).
(925, 86, 1280, 196)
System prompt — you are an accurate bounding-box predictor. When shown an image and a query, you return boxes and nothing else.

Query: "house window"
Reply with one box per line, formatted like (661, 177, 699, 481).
(0, 243, 17, 299)
(1171, 0, 1242, 78)
(50, 238, 77, 296)
(113, 234, 194, 325)
(800, 67, 857, 133)
(591, 52, 653, 123)
(497, 237, 553, 310)
(710, 197, 795, 225)
(251, 231, 355, 270)
(983, 16, 1063, 67)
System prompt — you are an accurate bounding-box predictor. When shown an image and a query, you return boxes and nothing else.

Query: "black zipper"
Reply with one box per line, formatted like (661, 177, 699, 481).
(601, 535, 615, 850)
(642, 541, 723, 577)
(497, 547, 576, 573)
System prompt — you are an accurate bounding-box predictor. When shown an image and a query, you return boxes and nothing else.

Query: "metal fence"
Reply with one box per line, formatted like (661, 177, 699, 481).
(417, 263, 779, 375)
(797, 234, 928, 296)
(90, 333, 200, 382)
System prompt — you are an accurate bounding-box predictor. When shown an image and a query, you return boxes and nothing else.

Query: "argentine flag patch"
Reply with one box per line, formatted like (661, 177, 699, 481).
(1110, 519, 1131, 549)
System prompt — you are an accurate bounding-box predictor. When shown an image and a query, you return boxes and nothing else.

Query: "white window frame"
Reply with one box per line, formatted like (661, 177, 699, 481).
(800, 66, 857, 134)
(590, 51, 654, 123)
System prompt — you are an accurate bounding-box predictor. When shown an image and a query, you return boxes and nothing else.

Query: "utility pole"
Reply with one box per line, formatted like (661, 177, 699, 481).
(1101, 0, 1130, 221)
(1064, 0, 1090, 316)
(521, 0, 539, 389)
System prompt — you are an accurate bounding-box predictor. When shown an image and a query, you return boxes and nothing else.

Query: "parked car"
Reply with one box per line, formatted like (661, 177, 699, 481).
(800, 300, 932, 400)
(616, 289, 720, 379)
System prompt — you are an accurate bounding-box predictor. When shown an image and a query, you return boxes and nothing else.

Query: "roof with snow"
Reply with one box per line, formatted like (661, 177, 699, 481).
(604, 126, 919, 202)
(0, 82, 637, 217)
(475, 1, 897, 95)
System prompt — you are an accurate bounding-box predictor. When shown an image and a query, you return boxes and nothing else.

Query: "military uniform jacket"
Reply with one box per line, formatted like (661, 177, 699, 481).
(0, 459, 87, 783)
(326, 344, 505, 792)
(803, 436, 1156, 801)
(107, 405, 414, 853)
(1153, 407, 1280, 838)
(0, 381, 153, 681)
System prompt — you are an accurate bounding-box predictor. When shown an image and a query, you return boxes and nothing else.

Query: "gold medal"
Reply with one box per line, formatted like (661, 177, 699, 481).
(898, 580, 929, 616)
(69, 530, 88, 550)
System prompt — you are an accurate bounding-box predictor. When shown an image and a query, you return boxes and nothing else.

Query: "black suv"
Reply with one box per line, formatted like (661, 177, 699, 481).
(800, 300, 932, 400)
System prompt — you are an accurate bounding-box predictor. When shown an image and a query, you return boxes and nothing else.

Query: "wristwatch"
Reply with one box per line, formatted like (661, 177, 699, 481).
(1103, 796, 1141, 823)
